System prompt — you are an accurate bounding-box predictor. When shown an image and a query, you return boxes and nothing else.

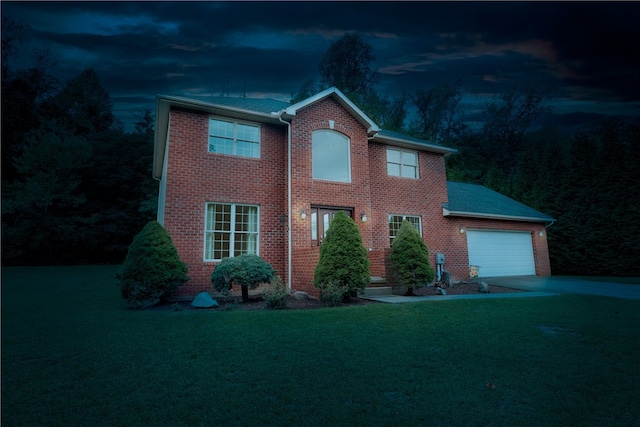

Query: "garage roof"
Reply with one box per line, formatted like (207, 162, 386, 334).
(443, 181, 555, 224)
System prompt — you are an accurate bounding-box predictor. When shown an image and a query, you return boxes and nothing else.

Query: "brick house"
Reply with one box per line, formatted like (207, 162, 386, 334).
(153, 87, 554, 298)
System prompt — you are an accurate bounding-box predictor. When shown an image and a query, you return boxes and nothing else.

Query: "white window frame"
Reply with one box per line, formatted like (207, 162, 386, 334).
(204, 203, 259, 261)
(312, 130, 351, 183)
(386, 147, 419, 179)
(208, 117, 261, 159)
(388, 214, 422, 245)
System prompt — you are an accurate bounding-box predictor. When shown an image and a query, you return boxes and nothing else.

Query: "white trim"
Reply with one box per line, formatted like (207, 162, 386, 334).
(443, 206, 552, 224)
(388, 214, 423, 242)
(285, 87, 380, 134)
(312, 129, 352, 183)
(203, 202, 260, 262)
(156, 120, 170, 225)
(386, 147, 419, 179)
(208, 116, 261, 159)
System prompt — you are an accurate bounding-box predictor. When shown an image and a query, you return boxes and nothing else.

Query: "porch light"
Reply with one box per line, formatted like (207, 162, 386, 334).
(459, 227, 465, 234)
(361, 212, 367, 222)
(538, 231, 544, 237)
(301, 209, 307, 219)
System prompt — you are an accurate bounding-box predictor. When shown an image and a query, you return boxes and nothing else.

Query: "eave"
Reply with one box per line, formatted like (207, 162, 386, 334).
(442, 205, 555, 226)
(283, 87, 380, 136)
(369, 133, 458, 156)
(153, 95, 285, 180)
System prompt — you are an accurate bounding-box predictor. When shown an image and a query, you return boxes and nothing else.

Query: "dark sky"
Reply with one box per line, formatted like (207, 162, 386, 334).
(3, 1, 639, 131)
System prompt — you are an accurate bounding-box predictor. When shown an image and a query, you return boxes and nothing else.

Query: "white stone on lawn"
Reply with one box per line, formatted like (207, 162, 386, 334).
(191, 292, 219, 308)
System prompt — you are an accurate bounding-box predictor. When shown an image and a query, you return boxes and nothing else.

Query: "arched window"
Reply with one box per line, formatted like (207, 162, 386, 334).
(312, 130, 351, 183)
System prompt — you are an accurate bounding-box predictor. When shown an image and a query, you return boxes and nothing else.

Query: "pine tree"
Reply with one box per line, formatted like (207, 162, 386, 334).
(390, 220, 435, 295)
(313, 211, 370, 299)
(117, 221, 189, 308)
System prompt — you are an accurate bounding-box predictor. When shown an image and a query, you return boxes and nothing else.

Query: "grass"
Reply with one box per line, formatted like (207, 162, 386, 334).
(2, 266, 640, 426)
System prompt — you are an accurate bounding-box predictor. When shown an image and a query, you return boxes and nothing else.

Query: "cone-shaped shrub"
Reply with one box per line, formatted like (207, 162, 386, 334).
(211, 254, 276, 302)
(313, 211, 370, 299)
(117, 221, 189, 308)
(390, 220, 434, 295)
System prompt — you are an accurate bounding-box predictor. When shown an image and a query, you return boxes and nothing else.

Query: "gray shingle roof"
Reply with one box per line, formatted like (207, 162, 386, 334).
(372, 129, 457, 154)
(445, 181, 554, 223)
(176, 95, 290, 115)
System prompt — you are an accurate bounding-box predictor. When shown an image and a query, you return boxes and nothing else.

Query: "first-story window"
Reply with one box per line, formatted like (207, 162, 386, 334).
(204, 203, 259, 261)
(389, 214, 422, 245)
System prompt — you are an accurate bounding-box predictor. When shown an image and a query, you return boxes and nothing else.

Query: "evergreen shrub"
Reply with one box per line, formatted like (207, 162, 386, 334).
(390, 220, 435, 295)
(262, 276, 288, 309)
(313, 211, 370, 299)
(319, 281, 349, 306)
(117, 221, 189, 308)
(211, 254, 276, 302)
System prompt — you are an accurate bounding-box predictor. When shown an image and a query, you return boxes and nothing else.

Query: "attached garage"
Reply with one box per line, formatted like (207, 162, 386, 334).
(443, 182, 555, 279)
(466, 230, 535, 277)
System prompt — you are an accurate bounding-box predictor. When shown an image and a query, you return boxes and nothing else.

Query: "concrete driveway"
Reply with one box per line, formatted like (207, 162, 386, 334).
(486, 276, 640, 300)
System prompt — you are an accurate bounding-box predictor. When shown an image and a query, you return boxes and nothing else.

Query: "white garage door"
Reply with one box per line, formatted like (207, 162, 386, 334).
(466, 230, 535, 277)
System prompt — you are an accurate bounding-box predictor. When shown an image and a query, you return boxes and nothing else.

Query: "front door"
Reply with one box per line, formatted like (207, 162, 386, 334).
(310, 207, 353, 246)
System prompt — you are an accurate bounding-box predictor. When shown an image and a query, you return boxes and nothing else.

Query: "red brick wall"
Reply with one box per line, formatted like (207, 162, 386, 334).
(289, 97, 373, 297)
(368, 141, 451, 281)
(162, 108, 287, 297)
(161, 99, 552, 299)
(438, 218, 551, 282)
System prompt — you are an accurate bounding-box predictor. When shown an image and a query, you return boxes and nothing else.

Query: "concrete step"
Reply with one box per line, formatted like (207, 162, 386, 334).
(362, 286, 393, 297)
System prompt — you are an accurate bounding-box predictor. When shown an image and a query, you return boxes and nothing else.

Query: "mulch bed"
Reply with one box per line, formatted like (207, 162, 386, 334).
(153, 281, 524, 312)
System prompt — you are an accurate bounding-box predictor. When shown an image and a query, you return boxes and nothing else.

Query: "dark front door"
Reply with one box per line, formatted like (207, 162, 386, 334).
(310, 207, 353, 246)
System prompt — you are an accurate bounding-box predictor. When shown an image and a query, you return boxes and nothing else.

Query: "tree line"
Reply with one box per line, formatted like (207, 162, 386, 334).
(2, 24, 639, 275)
(295, 34, 640, 276)
(2, 18, 157, 265)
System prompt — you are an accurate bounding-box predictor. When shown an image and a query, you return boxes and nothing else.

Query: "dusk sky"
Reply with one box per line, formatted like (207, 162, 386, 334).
(3, 1, 639, 131)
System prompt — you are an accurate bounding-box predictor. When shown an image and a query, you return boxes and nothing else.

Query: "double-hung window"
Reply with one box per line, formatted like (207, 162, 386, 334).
(387, 148, 418, 178)
(204, 203, 259, 261)
(209, 118, 260, 158)
(389, 214, 422, 245)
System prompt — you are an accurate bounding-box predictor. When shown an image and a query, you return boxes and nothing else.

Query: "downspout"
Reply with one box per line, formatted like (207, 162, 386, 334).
(278, 113, 293, 293)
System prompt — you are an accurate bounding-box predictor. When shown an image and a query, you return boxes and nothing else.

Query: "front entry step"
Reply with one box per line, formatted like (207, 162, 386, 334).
(362, 286, 393, 297)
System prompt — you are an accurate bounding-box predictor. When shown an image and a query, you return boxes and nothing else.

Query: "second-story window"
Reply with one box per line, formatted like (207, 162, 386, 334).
(209, 118, 260, 158)
(387, 148, 418, 178)
(312, 130, 351, 183)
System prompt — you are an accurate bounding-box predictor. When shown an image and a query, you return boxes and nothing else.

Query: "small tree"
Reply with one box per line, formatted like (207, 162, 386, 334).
(117, 221, 189, 308)
(211, 254, 275, 303)
(313, 211, 370, 300)
(390, 220, 434, 296)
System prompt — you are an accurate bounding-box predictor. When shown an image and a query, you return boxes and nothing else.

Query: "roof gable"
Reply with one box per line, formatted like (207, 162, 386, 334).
(284, 87, 380, 135)
(153, 88, 459, 179)
(444, 181, 554, 224)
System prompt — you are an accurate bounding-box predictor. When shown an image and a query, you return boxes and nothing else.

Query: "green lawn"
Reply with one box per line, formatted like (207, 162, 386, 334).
(2, 266, 640, 426)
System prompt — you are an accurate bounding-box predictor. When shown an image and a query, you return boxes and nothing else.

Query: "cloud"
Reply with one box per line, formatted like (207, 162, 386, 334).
(3, 1, 638, 131)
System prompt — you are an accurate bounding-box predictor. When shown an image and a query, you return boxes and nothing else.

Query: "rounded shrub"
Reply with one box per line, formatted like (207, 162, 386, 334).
(211, 254, 276, 302)
(389, 220, 435, 295)
(262, 276, 289, 309)
(313, 211, 370, 299)
(319, 281, 350, 307)
(117, 221, 189, 308)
